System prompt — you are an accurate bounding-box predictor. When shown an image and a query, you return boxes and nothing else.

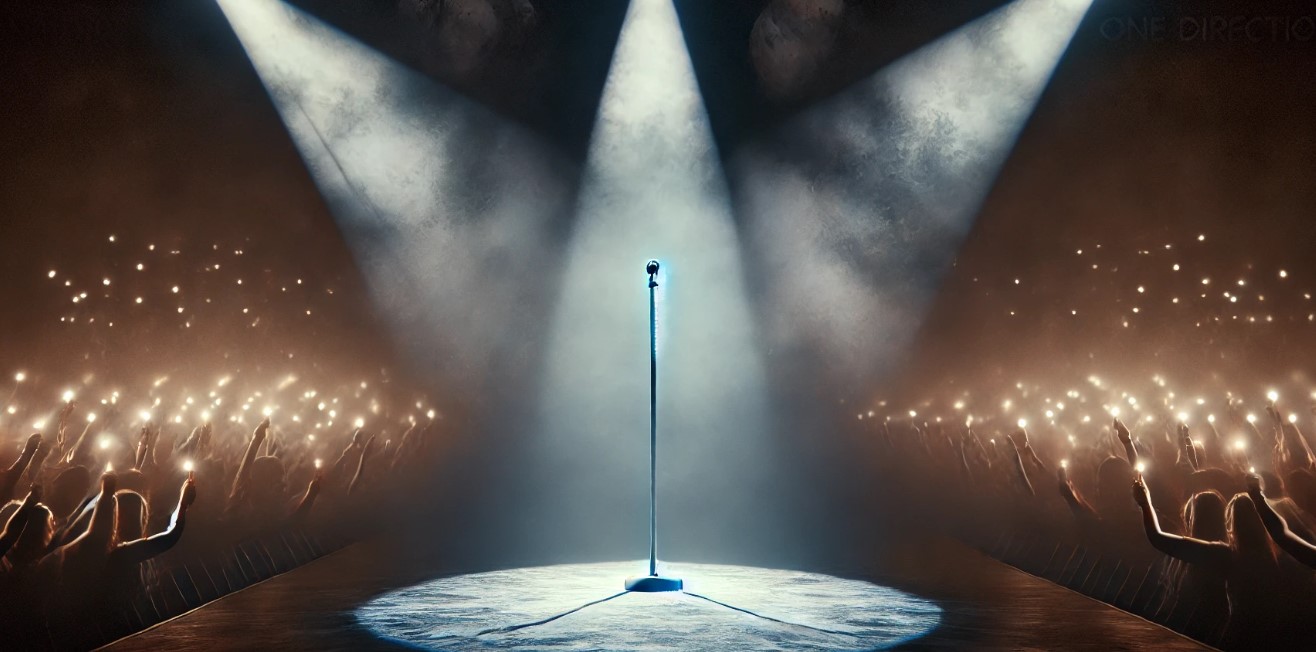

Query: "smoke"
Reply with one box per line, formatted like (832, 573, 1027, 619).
(732, 0, 1093, 394)
(219, 0, 577, 402)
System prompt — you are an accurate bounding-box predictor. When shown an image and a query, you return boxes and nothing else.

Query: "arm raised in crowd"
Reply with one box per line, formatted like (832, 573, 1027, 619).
(1114, 418, 1138, 469)
(289, 473, 321, 523)
(1057, 465, 1099, 521)
(229, 418, 269, 507)
(2, 433, 42, 500)
(1247, 475, 1316, 569)
(55, 472, 118, 563)
(348, 433, 379, 496)
(330, 428, 366, 484)
(113, 476, 195, 566)
(1005, 434, 1035, 496)
(63, 405, 101, 466)
(1132, 477, 1231, 570)
(0, 484, 41, 558)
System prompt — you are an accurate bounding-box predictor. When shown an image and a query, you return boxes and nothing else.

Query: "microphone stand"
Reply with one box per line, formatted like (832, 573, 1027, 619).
(624, 260, 683, 592)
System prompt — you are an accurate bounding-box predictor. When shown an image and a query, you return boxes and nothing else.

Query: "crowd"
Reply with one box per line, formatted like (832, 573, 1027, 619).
(0, 388, 441, 650)
(864, 391, 1316, 650)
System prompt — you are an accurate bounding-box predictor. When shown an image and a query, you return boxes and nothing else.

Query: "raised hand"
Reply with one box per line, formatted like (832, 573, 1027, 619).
(179, 476, 197, 512)
(1131, 478, 1150, 508)
(1114, 418, 1131, 444)
(100, 471, 118, 496)
(20, 483, 42, 510)
(1246, 474, 1264, 502)
(199, 422, 213, 454)
(57, 401, 76, 438)
(22, 433, 41, 456)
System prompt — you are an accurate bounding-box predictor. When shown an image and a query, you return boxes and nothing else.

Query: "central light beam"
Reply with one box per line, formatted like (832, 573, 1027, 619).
(528, 0, 775, 563)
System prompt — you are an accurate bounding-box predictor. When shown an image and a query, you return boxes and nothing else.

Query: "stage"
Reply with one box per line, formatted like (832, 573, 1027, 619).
(102, 536, 1207, 651)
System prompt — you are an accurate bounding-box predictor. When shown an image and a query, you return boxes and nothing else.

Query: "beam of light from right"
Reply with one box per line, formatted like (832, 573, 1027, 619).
(526, 0, 775, 564)
(732, 0, 1093, 391)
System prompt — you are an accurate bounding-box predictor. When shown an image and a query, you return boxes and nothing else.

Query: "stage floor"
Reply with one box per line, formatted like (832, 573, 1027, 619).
(103, 536, 1207, 651)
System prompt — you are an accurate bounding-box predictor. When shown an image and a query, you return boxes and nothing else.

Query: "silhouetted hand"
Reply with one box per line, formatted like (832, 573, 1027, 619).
(100, 471, 118, 496)
(179, 476, 197, 512)
(1114, 418, 1131, 445)
(20, 484, 42, 511)
(1131, 478, 1150, 509)
(254, 417, 271, 443)
(1246, 474, 1264, 503)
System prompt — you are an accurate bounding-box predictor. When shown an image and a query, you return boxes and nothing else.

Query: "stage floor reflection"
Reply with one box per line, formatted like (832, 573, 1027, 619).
(356, 561, 941, 651)
(105, 536, 1208, 651)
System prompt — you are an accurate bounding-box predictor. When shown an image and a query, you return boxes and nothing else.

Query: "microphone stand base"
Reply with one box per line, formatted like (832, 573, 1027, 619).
(624, 575, 684, 593)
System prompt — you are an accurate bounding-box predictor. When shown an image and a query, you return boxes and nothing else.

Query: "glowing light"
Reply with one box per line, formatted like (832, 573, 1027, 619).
(426, 409, 436, 419)
(32, 419, 46, 430)
(86, 412, 97, 423)
(354, 417, 365, 428)
(98, 437, 110, 450)
(1177, 412, 1188, 423)
(1234, 439, 1248, 451)
(1109, 406, 1121, 417)
(1250, 466, 1257, 474)
(14, 371, 26, 382)
(1246, 414, 1257, 424)
(1267, 390, 1279, 402)
(183, 460, 195, 473)
(200, 410, 211, 421)
(139, 410, 152, 422)
(1016, 418, 1027, 429)
(1208, 414, 1216, 423)
(1280, 270, 1288, 279)
(314, 458, 323, 470)
(171, 285, 180, 293)
(1060, 459, 1069, 469)
(1135, 461, 1146, 474)
(262, 406, 274, 417)
(1289, 414, 1299, 424)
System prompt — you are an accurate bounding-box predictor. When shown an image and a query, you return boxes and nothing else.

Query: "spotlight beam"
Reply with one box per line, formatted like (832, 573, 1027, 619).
(732, 0, 1094, 391)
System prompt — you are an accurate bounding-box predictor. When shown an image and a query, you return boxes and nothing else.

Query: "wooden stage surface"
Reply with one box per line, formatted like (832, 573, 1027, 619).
(103, 536, 1209, 651)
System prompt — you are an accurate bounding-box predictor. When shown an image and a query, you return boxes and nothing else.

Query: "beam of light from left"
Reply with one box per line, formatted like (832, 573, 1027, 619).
(527, 0, 777, 564)
(216, 0, 575, 397)
(731, 0, 1094, 392)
